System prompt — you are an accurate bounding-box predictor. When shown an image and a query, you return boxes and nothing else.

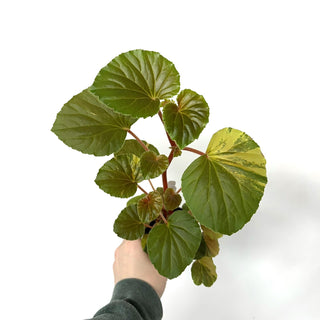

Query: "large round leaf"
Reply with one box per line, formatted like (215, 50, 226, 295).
(162, 89, 209, 149)
(95, 154, 143, 198)
(51, 89, 136, 156)
(90, 50, 180, 118)
(181, 127, 267, 235)
(191, 257, 217, 287)
(147, 210, 201, 279)
(113, 205, 145, 240)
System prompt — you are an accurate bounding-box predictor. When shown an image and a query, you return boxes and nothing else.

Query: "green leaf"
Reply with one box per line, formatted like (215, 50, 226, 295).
(163, 188, 182, 211)
(51, 89, 136, 156)
(113, 205, 145, 240)
(147, 210, 201, 279)
(95, 154, 143, 198)
(194, 235, 210, 260)
(202, 228, 220, 257)
(191, 257, 217, 287)
(137, 191, 163, 223)
(127, 194, 146, 206)
(115, 139, 159, 157)
(163, 89, 209, 149)
(90, 49, 180, 118)
(181, 127, 267, 235)
(140, 151, 169, 179)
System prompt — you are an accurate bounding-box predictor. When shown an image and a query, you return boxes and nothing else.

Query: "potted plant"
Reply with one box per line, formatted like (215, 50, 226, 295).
(52, 49, 267, 286)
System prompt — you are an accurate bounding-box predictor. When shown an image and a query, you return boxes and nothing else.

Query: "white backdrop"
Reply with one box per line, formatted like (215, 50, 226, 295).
(1, 1, 319, 319)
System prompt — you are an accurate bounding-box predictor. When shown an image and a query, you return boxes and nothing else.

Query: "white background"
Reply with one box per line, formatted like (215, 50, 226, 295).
(1, 1, 319, 319)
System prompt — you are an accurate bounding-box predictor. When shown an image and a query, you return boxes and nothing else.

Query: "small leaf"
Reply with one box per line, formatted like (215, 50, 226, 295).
(90, 49, 180, 118)
(163, 89, 209, 149)
(194, 236, 210, 260)
(113, 205, 145, 240)
(51, 89, 136, 156)
(163, 188, 182, 211)
(147, 210, 201, 279)
(115, 139, 159, 157)
(95, 154, 143, 198)
(202, 228, 220, 257)
(137, 191, 163, 223)
(126, 194, 146, 206)
(191, 257, 217, 287)
(182, 127, 267, 235)
(140, 151, 169, 179)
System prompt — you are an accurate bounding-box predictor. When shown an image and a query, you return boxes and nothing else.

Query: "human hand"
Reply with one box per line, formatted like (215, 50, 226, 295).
(113, 240, 167, 297)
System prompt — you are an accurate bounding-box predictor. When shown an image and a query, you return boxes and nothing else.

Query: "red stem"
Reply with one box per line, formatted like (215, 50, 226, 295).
(148, 179, 155, 192)
(183, 147, 206, 156)
(159, 211, 168, 224)
(127, 130, 149, 151)
(137, 184, 148, 195)
(162, 170, 168, 191)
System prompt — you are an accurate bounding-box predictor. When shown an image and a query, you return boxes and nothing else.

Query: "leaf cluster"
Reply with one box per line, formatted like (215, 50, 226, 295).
(52, 49, 267, 286)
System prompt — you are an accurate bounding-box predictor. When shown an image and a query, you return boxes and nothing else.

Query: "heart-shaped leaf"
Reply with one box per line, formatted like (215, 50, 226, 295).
(113, 205, 145, 240)
(115, 139, 159, 157)
(147, 210, 201, 279)
(191, 257, 217, 287)
(163, 89, 209, 149)
(95, 154, 143, 198)
(137, 191, 163, 223)
(90, 50, 180, 118)
(163, 188, 182, 211)
(51, 89, 136, 156)
(140, 151, 169, 179)
(181, 127, 267, 235)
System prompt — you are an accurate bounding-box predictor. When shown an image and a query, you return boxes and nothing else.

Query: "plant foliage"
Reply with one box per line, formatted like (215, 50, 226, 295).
(52, 49, 267, 286)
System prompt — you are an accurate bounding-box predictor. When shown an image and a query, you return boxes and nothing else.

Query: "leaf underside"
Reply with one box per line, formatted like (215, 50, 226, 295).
(191, 257, 217, 287)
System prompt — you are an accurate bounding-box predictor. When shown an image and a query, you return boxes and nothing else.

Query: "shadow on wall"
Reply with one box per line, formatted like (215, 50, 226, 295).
(163, 168, 320, 320)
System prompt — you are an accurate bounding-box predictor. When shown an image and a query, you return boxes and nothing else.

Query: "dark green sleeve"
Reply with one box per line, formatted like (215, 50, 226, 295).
(86, 278, 163, 320)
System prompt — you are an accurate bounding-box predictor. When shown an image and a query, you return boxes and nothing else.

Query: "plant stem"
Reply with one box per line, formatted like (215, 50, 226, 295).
(183, 147, 206, 156)
(127, 129, 149, 151)
(159, 211, 168, 224)
(168, 149, 174, 165)
(176, 187, 181, 194)
(144, 223, 153, 229)
(162, 170, 168, 191)
(158, 111, 176, 148)
(148, 179, 155, 191)
(137, 184, 148, 195)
